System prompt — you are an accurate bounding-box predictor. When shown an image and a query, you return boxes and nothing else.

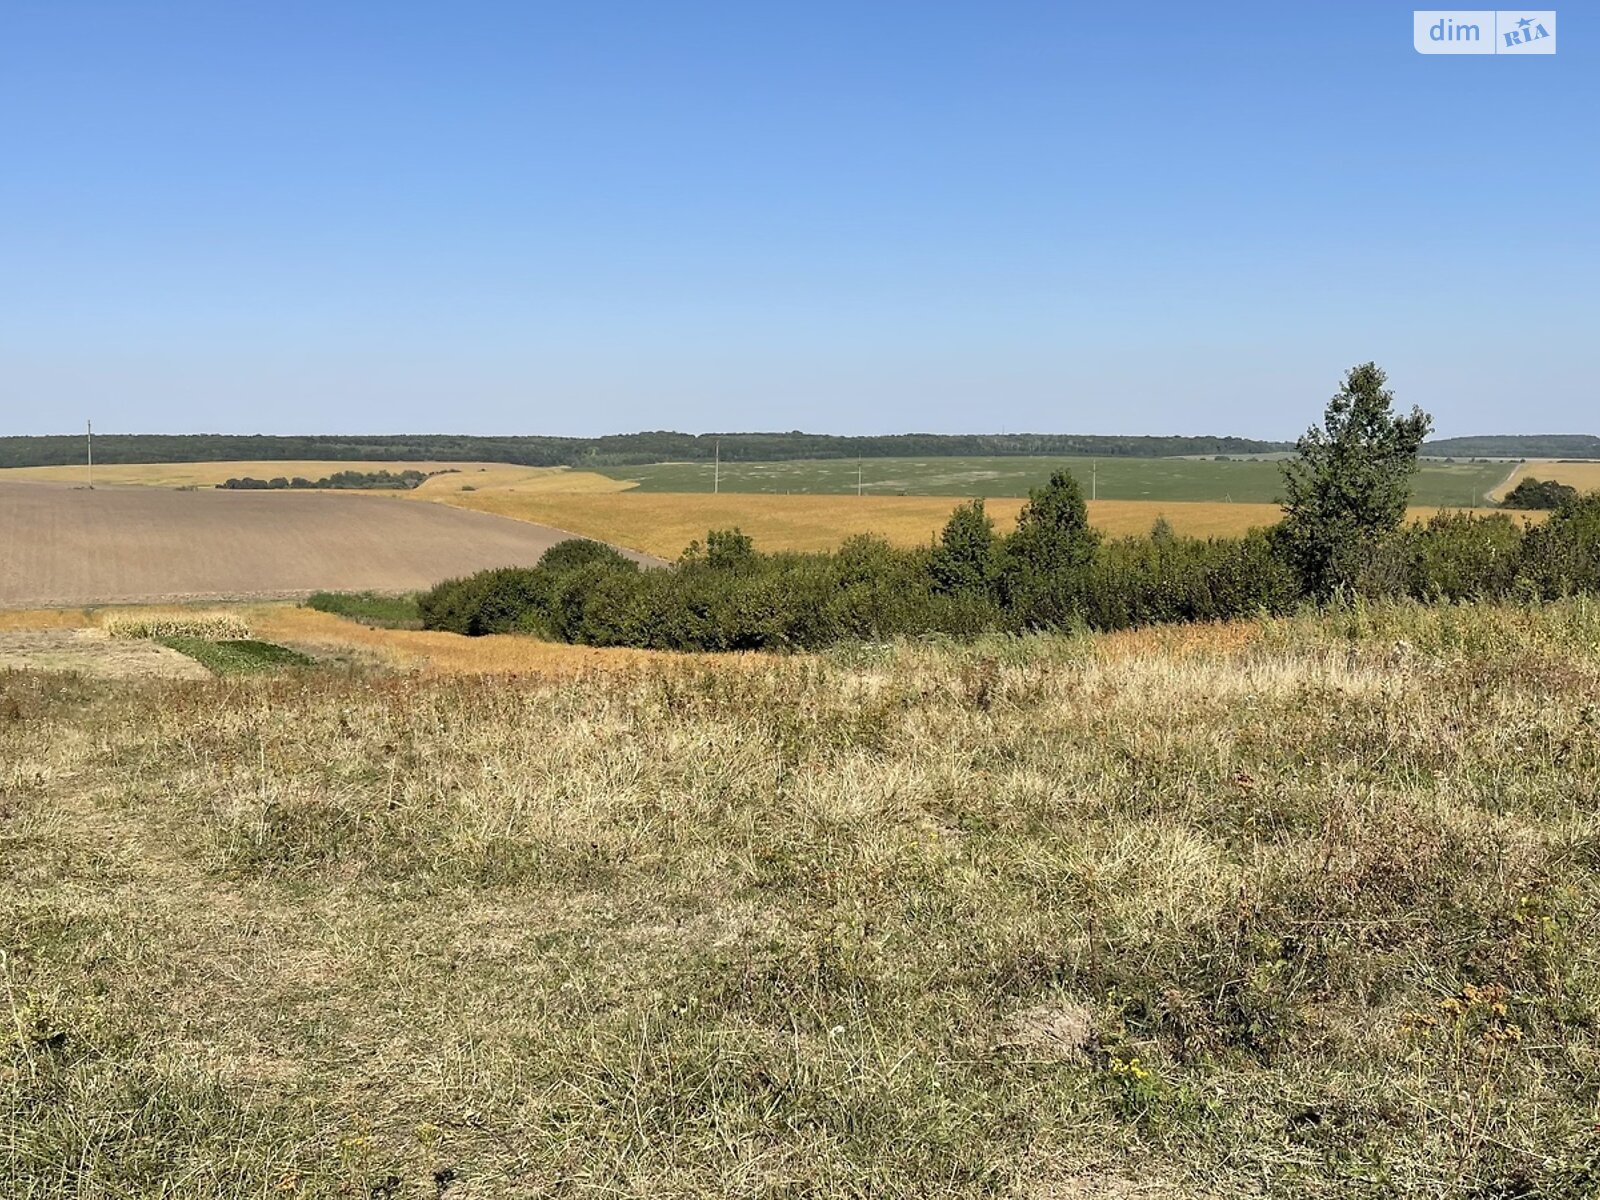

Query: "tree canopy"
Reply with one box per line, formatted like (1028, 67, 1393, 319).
(1277, 363, 1433, 595)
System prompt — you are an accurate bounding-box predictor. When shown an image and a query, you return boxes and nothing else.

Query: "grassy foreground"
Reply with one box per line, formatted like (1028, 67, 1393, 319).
(3, 602, 1599, 1197)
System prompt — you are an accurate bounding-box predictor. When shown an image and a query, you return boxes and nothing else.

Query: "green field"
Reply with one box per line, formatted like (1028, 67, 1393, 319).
(156, 636, 315, 675)
(599, 455, 1512, 506)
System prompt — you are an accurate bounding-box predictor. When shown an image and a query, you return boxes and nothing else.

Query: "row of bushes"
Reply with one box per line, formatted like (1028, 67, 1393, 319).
(417, 486, 1600, 652)
(217, 469, 453, 490)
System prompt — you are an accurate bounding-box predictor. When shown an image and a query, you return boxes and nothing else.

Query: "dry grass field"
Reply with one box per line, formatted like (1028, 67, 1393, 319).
(0, 628, 212, 678)
(436, 492, 1279, 557)
(0, 608, 93, 631)
(0, 481, 654, 608)
(0, 603, 743, 678)
(3, 599, 1598, 1197)
(246, 604, 713, 675)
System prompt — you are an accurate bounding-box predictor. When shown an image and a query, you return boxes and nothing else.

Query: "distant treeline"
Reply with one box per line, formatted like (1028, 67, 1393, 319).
(1425, 434, 1600, 459)
(4, 431, 1593, 471)
(0, 431, 1294, 470)
(217, 469, 447, 491)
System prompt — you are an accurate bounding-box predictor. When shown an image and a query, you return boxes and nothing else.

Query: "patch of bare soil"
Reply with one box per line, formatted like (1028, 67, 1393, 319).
(995, 1001, 1099, 1063)
(0, 629, 211, 679)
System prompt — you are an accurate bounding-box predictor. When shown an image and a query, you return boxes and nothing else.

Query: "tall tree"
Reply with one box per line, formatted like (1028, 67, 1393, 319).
(1002, 469, 1100, 626)
(1278, 362, 1432, 596)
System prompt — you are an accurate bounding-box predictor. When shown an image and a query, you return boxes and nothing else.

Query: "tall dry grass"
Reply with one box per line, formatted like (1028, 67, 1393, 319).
(101, 610, 250, 640)
(2, 600, 1597, 1197)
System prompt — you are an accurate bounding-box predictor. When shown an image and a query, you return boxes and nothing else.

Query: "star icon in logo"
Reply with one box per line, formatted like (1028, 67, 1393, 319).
(1517, 16, 1534, 29)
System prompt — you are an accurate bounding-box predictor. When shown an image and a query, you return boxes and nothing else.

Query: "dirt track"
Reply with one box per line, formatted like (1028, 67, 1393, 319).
(0, 481, 652, 607)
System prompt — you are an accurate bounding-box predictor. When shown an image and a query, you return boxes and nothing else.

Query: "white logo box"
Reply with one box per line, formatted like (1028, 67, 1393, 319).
(1414, 10, 1556, 54)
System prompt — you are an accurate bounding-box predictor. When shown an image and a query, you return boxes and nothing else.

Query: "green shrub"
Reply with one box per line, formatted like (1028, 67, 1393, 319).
(418, 540, 641, 637)
(1517, 492, 1600, 597)
(547, 562, 658, 646)
(679, 528, 758, 572)
(538, 538, 636, 575)
(1503, 476, 1578, 510)
(416, 575, 475, 635)
(1002, 470, 1099, 627)
(539, 535, 969, 652)
(304, 591, 422, 628)
(419, 568, 545, 636)
(1082, 531, 1297, 630)
(1405, 511, 1525, 601)
(930, 499, 1001, 602)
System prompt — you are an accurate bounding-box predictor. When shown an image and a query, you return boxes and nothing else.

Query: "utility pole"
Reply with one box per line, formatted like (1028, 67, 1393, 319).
(713, 438, 720, 495)
(1091, 459, 1097, 501)
(87, 419, 94, 489)
(857, 456, 863, 497)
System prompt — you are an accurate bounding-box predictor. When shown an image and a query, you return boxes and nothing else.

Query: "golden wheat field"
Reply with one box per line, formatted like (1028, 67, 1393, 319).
(409, 464, 633, 495)
(1492, 459, 1600, 500)
(435, 492, 1276, 556)
(439, 489, 1522, 558)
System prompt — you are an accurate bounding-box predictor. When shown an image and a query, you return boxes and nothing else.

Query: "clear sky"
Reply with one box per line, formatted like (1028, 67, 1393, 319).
(1, 2, 1592, 439)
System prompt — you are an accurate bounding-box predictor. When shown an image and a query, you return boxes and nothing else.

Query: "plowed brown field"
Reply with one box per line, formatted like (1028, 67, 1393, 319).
(0, 481, 653, 607)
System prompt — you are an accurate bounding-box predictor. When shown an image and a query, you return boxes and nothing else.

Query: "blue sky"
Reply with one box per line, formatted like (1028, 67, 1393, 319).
(1, 2, 1592, 438)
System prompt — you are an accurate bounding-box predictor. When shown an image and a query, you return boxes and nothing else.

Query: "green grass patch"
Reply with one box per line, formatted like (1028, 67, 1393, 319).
(157, 637, 315, 676)
(304, 590, 422, 629)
